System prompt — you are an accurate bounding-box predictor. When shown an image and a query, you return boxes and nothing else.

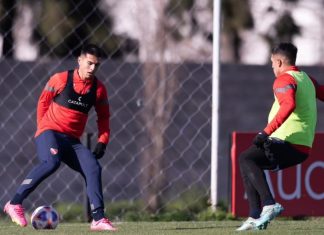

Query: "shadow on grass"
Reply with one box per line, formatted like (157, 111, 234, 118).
(158, 224, 237, 231)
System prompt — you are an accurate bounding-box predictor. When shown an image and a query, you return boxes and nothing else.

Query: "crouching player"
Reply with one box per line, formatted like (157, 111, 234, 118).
(4, 44, 117, 231)
(237, 42, 324, 231)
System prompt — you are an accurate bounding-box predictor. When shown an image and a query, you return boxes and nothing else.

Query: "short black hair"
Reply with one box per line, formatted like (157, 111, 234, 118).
(271, 42, 298, 65)
(80, 44, 103, 58)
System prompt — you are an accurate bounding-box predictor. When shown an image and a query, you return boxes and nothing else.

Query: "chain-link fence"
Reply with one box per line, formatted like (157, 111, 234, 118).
(2, 0, 324, 222)
(0, 0, 214, 221)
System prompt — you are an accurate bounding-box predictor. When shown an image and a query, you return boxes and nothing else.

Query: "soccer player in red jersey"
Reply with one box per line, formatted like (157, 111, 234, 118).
(237, 42, 324, 231)
(4, 44, 117, 231)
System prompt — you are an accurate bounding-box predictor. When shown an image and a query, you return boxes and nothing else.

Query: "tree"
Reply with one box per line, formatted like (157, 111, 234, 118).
(264, 9, 300, 48)
(221, 0, 254, 62)
(135, 0, 178, 213)
(0, 0, 17, 57)
(33, 0, 127, 58)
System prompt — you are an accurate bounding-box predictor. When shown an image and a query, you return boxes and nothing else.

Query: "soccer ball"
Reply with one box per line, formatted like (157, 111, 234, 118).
(31, 205, 59, 229)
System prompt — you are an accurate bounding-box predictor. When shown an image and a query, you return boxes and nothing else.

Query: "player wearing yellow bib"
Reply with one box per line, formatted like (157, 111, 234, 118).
(237, 42, 324, 231)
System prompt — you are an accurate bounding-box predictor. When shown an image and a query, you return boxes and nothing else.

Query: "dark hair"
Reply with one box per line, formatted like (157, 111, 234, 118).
(271, 42, 298, 65)
(80, 44, 103, 58)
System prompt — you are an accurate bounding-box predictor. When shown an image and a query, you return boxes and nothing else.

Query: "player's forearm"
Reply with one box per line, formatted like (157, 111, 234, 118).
(36, 99, 51, 126)
(97, 122, 110, 144)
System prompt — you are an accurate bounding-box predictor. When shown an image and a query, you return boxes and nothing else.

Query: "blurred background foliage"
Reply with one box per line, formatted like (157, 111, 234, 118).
(0, 0, 301, 62)
(35, 0, 123, 58)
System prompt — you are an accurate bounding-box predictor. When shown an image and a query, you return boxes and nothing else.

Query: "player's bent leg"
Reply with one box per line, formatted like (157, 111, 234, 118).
(90, 218, 117, 231)
(4, 201, 27, 227)
(71, 143, 117, 231)
(71, 144, 104, 210)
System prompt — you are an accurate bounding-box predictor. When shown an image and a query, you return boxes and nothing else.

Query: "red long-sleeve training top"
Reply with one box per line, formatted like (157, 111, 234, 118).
(35, 69, 110, 144)
(264, 66, 324, 153)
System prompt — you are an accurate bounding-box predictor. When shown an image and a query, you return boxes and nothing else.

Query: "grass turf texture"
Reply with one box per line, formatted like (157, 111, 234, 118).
(1, 219, 324, 235)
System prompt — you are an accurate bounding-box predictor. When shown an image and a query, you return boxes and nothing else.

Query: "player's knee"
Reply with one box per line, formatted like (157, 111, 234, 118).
(239, 151, 253, 172)
(239, 151, 249, 166)
(94, 163, 102, 173)
(44, 158, 61, 172)
(90, 163, 102, 177)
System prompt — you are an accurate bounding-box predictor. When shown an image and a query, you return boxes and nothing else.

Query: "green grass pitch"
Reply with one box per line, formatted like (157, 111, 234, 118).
(1, 219, 324, 234)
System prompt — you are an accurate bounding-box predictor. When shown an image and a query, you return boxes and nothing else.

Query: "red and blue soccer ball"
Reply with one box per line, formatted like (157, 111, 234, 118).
(31, 205, 59, 229)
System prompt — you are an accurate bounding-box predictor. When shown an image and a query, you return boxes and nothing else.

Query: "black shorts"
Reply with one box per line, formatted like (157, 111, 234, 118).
(263, 137, 308, 170)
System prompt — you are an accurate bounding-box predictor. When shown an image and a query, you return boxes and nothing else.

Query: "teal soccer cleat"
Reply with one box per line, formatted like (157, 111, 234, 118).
(236, 217, 269, 231)
(257, 202, 284, 227)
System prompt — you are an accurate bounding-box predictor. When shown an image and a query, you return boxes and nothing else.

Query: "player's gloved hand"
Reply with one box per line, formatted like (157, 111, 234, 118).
(253, 131, 269, 148)
(93, 142, 107, 159)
